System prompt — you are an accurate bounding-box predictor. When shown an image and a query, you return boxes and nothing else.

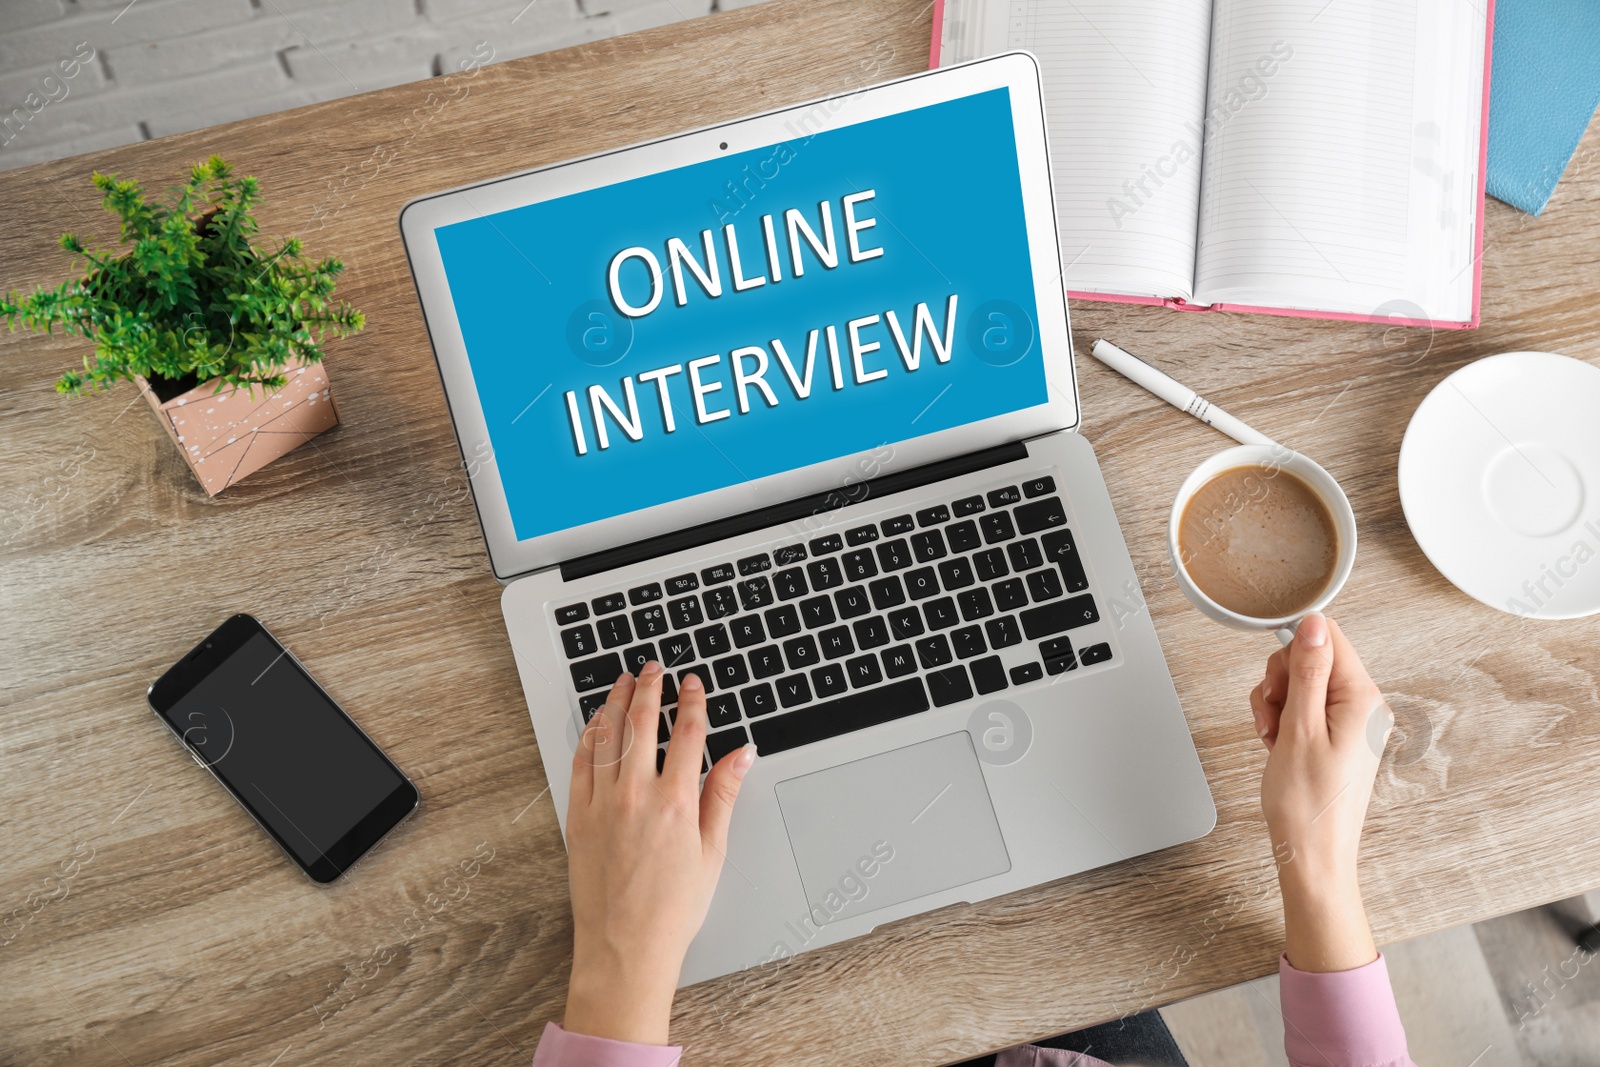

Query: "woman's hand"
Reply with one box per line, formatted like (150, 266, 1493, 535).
(1249, 613, 1392, 973)
(563, 663, 755, 1044)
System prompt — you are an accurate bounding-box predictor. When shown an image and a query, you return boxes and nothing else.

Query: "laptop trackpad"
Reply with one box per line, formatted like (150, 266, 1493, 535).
(774, 732, 1011, 925)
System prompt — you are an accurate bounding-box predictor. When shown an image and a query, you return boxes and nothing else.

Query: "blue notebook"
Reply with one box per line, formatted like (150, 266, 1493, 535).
(1488, 0, 1600, 215)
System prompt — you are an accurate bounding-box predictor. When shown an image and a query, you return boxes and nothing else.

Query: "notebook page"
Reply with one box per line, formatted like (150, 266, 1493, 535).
(940, 0, 1213, 301)
(1192, 0, 1485, 321)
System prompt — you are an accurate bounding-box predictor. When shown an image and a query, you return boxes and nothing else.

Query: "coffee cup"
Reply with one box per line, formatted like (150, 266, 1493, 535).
(1167, 444, 1357, 644)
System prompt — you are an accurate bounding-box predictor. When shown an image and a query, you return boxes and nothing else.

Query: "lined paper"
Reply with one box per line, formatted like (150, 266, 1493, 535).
(944, 0, 1214, 299)
(1193, 0, 1484, 319)
(939, 0, 1485, 321)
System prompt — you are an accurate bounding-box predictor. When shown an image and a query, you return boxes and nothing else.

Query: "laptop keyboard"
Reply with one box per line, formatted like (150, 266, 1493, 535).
(554, 475, 1115, 772)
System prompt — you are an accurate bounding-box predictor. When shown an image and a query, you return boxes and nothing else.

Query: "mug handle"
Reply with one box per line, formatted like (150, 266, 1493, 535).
(1274, 621, 1298, 647)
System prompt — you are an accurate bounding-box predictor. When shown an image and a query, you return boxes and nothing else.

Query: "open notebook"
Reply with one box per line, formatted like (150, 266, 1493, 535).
(932, 0, 1494, 328)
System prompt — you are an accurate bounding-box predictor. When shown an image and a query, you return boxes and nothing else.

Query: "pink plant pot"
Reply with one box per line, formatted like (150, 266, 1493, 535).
(136, 357, 338, 496)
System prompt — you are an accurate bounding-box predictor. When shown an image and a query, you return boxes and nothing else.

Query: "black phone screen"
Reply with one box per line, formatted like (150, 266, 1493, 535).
(151, 617, 415, 881)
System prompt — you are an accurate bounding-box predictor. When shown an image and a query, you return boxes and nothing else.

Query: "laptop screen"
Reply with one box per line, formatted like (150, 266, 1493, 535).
(434, 86, 1047, 542)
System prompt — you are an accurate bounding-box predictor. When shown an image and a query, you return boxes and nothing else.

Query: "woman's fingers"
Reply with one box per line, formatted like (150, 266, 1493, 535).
(621, 662, 666, 784)
(588, 673, 636, 785)
(663, 672, 709, 787)
(1251, 643, 1290, 750)
(1279, 612, 1333, 742)
(571, 717, 597, 808)
(700, 743, 755, 860)
(1249, 679, 1280, 751)
(1321, 618, 1385, 742)
(1263, 646, 1290, 708)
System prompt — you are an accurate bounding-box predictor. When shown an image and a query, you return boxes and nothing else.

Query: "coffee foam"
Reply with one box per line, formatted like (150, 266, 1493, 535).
(1178, 465, 1338, 620)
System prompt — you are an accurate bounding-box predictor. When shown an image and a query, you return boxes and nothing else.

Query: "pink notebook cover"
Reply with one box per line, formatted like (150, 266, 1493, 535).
(928, 0, 1495, 330)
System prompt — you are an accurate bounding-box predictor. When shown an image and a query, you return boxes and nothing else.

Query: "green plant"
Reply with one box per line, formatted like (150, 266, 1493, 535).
(0, 154, 363, 396)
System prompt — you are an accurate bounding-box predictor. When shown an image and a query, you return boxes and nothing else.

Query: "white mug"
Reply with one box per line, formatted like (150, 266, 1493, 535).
(1167, 444, 1358, 645)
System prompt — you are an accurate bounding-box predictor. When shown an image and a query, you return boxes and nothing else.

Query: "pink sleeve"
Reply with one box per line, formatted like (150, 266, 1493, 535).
(1278, 954, 1415, 1067)
(531, 1022, 682, 1067)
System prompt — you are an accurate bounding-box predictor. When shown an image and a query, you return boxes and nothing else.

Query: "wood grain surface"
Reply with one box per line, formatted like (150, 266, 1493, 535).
(3, 1, 1599, 1063)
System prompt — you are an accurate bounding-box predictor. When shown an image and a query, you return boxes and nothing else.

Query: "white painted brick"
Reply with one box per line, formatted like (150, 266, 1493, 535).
(0, 123, 143, 171)
(253, 0, 421, 48)
(2, 60, 288, 148)
(0, 0, 255, 70)
(101, 32, 257, 86)
(424, 1, 615, 71)
(422, 0, 585, 35)
(291, 1, 596, 85)
(70, 0, 178, 8)
(0, 56, 111, 110)
(0, 0, 739, 174)
(265, 0, 379, 12)
(283, 33, 436, 92)
(445, 25, 598, 69)
(142, 85, 346, 138)
(576, 0, 692, 16)
(102, 33, 258, 86)
(431, 0, 705, 86)
(105, 0, 419, 84)
(437, 38, 508, 73)
(0, 0, 68, 34)
(606, 0, 708, 33)
(424, 0, 576, 21)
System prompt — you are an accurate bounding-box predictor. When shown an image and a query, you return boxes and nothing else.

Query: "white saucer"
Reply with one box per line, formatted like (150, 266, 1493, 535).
(1399, 351, 1600, 619)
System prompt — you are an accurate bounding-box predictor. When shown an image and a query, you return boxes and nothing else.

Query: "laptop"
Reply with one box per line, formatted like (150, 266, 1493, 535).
(399, 52, 1216, 985)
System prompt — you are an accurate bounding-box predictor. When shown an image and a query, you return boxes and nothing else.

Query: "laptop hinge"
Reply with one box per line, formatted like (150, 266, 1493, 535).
(558, 441, 1030, 582)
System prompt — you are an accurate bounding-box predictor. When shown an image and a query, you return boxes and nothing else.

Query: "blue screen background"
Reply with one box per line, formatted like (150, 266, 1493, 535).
(435, 87, 1047, 541)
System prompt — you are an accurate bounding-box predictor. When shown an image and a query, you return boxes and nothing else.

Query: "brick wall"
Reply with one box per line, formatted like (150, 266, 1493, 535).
(0, 0, 766, 171)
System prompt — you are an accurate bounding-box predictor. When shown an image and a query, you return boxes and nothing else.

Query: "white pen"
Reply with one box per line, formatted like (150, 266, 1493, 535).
(1089, 338, 1277, 448)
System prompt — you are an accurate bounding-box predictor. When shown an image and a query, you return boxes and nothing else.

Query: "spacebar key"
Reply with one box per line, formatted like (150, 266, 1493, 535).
(1020, 593, 1100, 639)
(748, 678, 930, 755)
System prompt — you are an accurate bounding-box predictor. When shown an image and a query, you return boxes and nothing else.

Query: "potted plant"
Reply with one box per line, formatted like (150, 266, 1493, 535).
(1, 155, 363, 495)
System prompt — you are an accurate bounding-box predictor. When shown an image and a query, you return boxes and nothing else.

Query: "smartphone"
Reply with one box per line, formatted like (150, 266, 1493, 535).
(148, 614, 418, 883)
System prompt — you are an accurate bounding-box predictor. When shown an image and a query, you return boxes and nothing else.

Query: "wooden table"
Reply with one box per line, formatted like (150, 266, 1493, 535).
(3, 2, 1599, 1063)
